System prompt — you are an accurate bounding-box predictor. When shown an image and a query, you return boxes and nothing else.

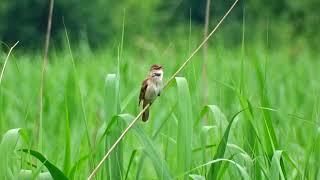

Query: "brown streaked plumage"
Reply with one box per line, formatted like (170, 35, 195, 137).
(139, 64, 164, 122)
(150, 64, 163, 71)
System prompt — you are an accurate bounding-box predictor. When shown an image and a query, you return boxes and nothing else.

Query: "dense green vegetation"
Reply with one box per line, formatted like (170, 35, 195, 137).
(1, 24, 320, 178)
(1, 0, 320, 179)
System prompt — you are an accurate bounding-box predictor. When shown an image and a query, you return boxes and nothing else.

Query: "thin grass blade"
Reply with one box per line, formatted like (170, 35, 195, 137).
(21, 149, 68, 180)
(207, 109, 247, 179)
(104, 74, 122, 179)
(183, 158, 249, 180)
(269, 150, 285, 180)
(175, 77, 193, 179)
(0, 128, 22, 178)
(118, 114, 172, 179)
(63, 95, 71, 175)
(124, 149, 137, 180)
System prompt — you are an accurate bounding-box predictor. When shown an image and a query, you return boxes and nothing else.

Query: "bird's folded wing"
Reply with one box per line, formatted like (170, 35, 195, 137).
(139, 78, 149, 105)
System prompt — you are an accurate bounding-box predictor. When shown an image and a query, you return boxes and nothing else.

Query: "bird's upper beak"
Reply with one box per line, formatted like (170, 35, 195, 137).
(154, 73, 161, 77)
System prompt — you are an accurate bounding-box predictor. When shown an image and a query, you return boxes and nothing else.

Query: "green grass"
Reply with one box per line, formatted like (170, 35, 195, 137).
(0, 26, 320, 179)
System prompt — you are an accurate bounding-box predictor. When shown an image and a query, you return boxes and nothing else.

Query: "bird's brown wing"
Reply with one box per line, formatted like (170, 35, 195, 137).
(139, 78, 149, 105)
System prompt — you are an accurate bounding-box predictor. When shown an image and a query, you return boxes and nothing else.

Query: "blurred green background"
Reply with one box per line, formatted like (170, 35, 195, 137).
(0, 0, 319, 50)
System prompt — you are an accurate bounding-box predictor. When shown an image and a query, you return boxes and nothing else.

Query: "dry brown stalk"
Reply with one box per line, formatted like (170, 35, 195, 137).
(37, 0, 54, 152)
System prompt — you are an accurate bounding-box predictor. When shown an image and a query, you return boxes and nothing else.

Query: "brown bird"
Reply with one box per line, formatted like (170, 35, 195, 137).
(139, 64, 164, 122)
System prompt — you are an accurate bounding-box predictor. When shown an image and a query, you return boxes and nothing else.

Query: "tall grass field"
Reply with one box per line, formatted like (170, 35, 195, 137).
(0, 15, 319, 179)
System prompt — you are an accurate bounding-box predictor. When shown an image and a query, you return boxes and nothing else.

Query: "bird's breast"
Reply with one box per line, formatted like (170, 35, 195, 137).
(145, 83, 160, 101)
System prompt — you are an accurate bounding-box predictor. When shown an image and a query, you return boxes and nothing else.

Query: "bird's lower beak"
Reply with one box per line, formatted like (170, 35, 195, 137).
(155, 73, 161, 77)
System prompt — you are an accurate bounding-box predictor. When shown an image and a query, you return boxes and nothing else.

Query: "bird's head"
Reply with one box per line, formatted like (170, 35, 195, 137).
(149, 64, 163, 82)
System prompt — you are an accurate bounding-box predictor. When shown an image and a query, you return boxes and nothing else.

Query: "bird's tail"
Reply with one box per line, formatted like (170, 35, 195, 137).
(142, 101, 149, 122)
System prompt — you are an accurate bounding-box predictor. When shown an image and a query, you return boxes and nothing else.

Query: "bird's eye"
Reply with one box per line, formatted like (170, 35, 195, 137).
(152, 72, 161, 77)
